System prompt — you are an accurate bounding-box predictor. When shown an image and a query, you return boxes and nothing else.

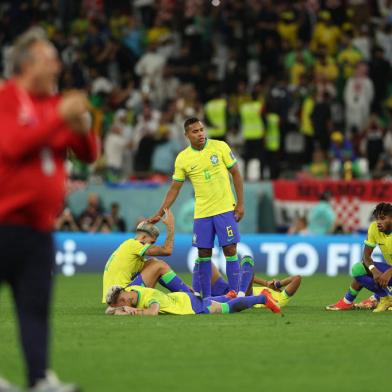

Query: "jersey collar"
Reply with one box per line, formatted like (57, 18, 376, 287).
(190, 138, 208, 152)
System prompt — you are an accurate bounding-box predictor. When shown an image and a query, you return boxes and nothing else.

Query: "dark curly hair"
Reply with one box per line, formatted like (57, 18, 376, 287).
(372, 202, 392, 218)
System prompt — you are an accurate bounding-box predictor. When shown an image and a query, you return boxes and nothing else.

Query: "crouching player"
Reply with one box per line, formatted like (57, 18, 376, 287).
(326, 202, 392, 312)
(102, 209, 191, 303)
(104, 284, 281, 316)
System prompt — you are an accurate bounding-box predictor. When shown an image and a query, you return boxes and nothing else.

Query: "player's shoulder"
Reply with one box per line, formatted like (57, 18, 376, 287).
(368, 221, 378, 234)
(122, 238, 142, 249)
(208, 139, 230, 149)
(175, 146, 192, 161)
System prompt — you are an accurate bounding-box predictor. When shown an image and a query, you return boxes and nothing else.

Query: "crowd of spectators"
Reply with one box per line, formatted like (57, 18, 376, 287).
(55, 193, 127, 232)
(1, 0, 392, 182)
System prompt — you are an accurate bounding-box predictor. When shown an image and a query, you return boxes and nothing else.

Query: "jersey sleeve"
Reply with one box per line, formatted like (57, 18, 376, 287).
(133, 241, 151, 257)
(221, 141, 237, 169)
(364, 223, 377, 248)
(172, 155, 186, 182)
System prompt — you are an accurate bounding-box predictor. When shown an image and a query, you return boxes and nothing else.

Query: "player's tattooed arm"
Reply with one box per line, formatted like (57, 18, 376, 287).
(145, 209, 174, 256)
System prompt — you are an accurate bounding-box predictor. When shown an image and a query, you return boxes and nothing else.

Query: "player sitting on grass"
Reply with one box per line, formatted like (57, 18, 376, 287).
(104, 284, 281, 316)
(326, 202, 392, 312)
(102, 209, 192, 303)
(210, 256, 302, 308)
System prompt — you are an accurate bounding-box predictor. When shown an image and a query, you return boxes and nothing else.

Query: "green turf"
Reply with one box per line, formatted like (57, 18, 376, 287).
(0, 274, 391, 392)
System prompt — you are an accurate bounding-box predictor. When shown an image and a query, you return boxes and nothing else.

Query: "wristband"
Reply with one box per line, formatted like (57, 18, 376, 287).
(369, 265, 375, 271)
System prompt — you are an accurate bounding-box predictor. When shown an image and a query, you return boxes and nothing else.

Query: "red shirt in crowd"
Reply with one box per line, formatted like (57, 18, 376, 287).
(0, 80, 98, 231)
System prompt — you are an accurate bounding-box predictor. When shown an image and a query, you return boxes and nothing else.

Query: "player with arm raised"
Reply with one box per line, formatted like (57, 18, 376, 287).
(150, 118, 244, 298)
(102, 209, 192, 304)
(326, 202, 392, 312)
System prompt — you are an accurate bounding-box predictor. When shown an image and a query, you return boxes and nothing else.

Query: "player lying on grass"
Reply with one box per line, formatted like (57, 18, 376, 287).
(102, 209, 192, 303)
(104, 284, 281, 316)
(326, 202, 392, 312)
(210, 256, 302, 308)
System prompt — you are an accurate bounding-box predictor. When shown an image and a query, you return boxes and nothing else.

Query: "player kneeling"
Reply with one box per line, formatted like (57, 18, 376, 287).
(102, 209, 192, 307)
(104, 285, 281, 316)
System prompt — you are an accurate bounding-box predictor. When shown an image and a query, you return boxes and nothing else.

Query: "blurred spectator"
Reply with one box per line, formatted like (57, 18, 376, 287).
(78, 193, 104, 232)
(344, 62, 374, 136)
(314, 46, 339, 82)
(337, 33, 363, 79)
(151, 107, 184, 175)
(311, 11, 341, 55)
(288, 216, 309, 235)
(240, 90, 264, 180)
(307, 148, 329, 178)
(135, 43, 166, 94)
(369, 46, 391, 114)
(360, 114, 385, 172)
(133, 103, 161, 175)
(352, 25, 371, 61)
(105, 202, 127, 232)
(308, 192, 336, 235)
(329, 131, 361, 178)
(104, 122, 131, 182)
(55, 208, 79, 232)
(312, 91, 333, 151)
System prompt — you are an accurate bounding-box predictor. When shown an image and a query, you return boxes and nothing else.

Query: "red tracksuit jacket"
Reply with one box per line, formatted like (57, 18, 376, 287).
(0, 80, 99, 232)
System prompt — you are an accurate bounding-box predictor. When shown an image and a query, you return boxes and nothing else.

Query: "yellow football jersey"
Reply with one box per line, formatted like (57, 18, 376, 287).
(126, 286, 195, 315)
(364, 221, 392, 265)
(172, 139, 237, 218)
(252, 286, 291, 308)
(102, 239, 150, 303)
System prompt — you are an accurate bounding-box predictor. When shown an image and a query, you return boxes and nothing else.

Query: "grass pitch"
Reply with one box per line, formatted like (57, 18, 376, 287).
(0, 274, 391, 392)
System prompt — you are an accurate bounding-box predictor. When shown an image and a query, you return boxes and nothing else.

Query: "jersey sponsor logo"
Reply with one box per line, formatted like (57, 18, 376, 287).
(210, 154, 219, 165)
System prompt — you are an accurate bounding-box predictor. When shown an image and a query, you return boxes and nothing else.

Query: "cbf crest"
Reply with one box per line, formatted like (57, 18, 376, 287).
(210, 154, 219, 165)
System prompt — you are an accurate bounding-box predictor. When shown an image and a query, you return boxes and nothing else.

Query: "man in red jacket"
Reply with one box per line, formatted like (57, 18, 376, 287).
(0, 28, 98, 392)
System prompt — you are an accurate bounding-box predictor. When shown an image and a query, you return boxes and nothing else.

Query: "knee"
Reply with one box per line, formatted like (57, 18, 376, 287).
(157, 260, 170, 274)
(149, 258, 170, 273)
(351, 262, 367, 278)
(223, 244, 237, 257)
(198, 248, 212, 258)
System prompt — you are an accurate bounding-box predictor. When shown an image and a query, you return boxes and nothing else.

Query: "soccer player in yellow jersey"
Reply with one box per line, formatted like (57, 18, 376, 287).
(104, 284, 281, 316)
(326, 203, 392, 312)
(102, 209, 191, 303)
(150, 118, 244, 298)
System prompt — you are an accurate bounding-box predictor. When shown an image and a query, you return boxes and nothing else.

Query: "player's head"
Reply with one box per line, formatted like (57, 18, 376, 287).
(10, 27, 61, 95)
(373, 203, 392, 233)
(135, 221, 160, 244)
(184, 117, 206, 148)
(106, 285, 131, 307)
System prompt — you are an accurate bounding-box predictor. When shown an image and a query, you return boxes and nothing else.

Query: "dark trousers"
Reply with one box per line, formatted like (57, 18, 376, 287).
(243, 139, 263, 179)
(0, 225, 54, 387)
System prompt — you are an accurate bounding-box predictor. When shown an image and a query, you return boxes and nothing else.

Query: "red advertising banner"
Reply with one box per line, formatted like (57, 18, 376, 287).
(273, 180, 392, 232)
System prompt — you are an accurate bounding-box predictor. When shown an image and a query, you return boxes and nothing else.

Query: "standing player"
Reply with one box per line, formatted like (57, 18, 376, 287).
(104, 284, 281, 316)
(150, 118, 244, 298)
(0, 29, 98, 391)
(326, 203, 392, 312)
(102, 209, 192, 303)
